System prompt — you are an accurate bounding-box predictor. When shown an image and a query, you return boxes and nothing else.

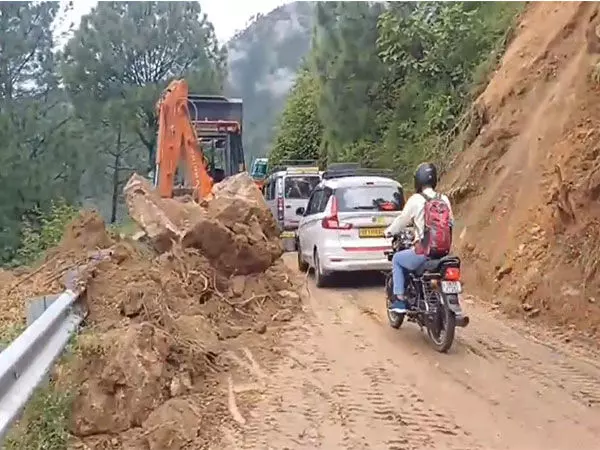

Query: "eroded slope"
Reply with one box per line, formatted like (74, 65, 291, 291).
(447, 1, 600, 337)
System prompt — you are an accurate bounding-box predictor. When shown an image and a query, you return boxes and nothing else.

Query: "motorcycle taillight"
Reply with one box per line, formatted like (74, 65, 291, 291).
(444, 267, 461, 281)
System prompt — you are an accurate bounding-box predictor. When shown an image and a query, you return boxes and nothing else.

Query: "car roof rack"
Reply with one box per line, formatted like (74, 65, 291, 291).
(269, 159, 320, 174)
(322, 166, 395, 180)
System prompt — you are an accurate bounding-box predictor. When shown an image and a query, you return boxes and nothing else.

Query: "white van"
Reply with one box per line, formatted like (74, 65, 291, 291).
(262, 162, 321, 240)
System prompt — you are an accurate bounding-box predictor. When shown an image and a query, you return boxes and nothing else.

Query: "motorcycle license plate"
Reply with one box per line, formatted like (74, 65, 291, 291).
(441, 281, 462, 294)
(280, 231, 295, 238)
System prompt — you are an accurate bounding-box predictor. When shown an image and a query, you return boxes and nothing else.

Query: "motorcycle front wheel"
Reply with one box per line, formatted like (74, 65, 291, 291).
(427, 292, 456, 353)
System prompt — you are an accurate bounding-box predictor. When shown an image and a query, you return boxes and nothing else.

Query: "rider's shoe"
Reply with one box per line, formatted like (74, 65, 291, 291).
(389, 299, 407, 314)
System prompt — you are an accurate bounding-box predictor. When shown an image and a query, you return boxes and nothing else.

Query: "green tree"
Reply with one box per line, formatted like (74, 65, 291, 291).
(0, 2, 59, 100)
(310, 2, 384, 162)
(0, 2, 87, 262)
(60, 1, 227, 171)
(269, 69, 323, 166)
(272, 1, 523, 186)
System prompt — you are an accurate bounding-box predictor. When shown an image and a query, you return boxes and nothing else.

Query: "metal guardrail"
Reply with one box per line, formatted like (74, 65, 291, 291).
(0, 289, 84, 442)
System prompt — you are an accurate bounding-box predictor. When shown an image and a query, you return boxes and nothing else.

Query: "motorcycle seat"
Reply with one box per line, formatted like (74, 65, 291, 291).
(415, 255, 459, 276)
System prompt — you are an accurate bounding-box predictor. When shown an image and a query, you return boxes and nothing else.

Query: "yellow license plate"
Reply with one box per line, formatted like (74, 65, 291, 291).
(358, 227, 385, 238)
(280, 231, 295, 238)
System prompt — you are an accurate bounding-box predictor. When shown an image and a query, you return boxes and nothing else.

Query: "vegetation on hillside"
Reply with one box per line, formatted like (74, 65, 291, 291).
(0, 1, 225, 264)
(269, 2, 523, 185)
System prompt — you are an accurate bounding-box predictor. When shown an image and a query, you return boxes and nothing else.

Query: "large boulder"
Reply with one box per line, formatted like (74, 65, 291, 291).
(123, 173, 283, 275)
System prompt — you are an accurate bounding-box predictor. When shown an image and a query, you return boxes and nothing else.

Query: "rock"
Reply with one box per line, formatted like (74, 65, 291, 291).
(173, 315, 220, 353)
(496, 264, 513, 280)
(124, 172, 284, 275)
(253, 322, 267, 334)
(123, 174, 184, 253)
(277, 289, 300, 302)
(526, 308, 541, 319)
(142, 398, 200, 450)
(169, 371, 192, 397)
(71, 324, 171, 436)
(561, 285, 581, 297)
(589, 297, 596, 304)
(272, 308, 293, 322)
(211, 172, 280, 239)
(522, 303, 534, 312)
(217, 324, 244, 340)
(230, 275, 247, 297)
(119, 284, 146, 318)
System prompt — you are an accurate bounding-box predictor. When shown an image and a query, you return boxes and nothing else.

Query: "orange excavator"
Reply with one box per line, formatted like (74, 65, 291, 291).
(153, 79, 246, 200)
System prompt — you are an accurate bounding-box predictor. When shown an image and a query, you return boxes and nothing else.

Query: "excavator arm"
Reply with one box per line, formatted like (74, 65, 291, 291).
(154, 79, 214, 200)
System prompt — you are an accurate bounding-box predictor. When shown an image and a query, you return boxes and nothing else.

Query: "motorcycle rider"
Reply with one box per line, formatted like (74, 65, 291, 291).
(384, 162, 454, 313)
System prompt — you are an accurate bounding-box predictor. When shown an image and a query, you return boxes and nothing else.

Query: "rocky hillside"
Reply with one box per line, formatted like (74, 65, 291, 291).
(226, 1, 314, 163)
(446, 2, 600, 337)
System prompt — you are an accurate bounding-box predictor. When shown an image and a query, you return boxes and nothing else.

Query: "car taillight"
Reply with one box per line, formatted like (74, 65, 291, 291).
(277, 197, 284, 221)
(444, 267, 461, 281)
(321, 196, 352, 230)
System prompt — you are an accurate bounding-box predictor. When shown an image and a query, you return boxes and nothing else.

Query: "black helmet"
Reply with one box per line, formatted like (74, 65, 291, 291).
(414, 162, 438, 192)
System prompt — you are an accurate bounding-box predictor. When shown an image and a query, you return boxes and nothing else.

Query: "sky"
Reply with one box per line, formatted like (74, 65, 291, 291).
(58, 0, 290, 44)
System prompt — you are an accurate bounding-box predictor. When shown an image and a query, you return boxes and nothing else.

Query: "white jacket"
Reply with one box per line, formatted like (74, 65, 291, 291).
(384, 188, 453, 241)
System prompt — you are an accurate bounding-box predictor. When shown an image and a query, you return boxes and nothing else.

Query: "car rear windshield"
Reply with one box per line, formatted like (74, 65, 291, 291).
(336, 185, 404, 212)
(284, 176, 321, 199)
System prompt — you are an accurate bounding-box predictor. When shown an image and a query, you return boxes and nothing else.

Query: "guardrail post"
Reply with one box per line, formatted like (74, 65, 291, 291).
(27, 295, 60, 327)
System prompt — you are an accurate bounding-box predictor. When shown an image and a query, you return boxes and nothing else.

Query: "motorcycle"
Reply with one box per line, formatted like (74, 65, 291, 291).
(384, 229, 470, 353)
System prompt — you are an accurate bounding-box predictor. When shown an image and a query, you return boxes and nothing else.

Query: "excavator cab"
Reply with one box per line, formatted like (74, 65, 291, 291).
(188, 94, 246, 178)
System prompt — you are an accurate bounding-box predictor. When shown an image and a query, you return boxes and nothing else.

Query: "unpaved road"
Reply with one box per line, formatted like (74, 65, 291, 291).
(221, 254, 600, 450)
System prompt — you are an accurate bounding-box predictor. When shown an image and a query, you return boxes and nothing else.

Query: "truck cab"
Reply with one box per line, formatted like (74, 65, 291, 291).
(250, 157, 269, 189)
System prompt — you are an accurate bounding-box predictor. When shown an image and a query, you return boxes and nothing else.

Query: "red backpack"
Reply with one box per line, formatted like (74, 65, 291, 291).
(420, 193, 452, 258)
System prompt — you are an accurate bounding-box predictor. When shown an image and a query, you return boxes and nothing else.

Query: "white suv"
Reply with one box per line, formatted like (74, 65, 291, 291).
(295, 165, 405, 287)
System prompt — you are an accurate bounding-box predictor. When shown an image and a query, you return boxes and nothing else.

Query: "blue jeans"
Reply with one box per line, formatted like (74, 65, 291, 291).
(392, 248, 428, 297)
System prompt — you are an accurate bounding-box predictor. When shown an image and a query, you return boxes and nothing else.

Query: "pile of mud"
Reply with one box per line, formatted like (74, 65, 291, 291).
(3, 173, 303, 449)
(445, 2, 600, 337)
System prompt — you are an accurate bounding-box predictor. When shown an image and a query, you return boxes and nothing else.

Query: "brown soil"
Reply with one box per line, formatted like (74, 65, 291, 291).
(1, 173, 303, 449)
(445, 1, 600, 338)
(220, 254, 599, 450)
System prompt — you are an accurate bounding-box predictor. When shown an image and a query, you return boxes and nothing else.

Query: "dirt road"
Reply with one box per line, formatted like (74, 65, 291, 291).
(220, 254, 600, 450)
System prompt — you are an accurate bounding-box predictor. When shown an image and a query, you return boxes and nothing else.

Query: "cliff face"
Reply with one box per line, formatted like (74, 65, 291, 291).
(446, 2, 600, 336)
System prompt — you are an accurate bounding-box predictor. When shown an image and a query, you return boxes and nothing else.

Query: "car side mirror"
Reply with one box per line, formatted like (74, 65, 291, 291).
(296, 207, 305, 216)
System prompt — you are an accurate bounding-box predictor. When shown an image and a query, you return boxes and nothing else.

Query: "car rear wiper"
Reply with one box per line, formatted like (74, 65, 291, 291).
(352, 206, 377, 210)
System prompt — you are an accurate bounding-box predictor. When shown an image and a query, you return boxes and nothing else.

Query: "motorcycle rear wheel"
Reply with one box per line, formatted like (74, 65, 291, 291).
(427, 292, 456, 353)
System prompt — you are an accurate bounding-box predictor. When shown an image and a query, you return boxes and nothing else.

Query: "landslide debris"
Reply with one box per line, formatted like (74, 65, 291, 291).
(445, 1, 600, 337)
(123, 172, 283, 275)
(2, 172, 303, 449)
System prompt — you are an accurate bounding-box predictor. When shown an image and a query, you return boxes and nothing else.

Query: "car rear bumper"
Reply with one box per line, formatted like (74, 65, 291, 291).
(320, 249, 392, 273)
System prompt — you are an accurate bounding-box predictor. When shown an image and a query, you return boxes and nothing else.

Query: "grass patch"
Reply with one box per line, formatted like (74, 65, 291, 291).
(1, 333, 80, 449)
(3, 382, 75, 450)
(0, 323, 26, 348)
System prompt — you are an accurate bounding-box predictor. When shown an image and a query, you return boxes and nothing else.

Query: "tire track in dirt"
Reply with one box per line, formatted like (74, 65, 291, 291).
(222, 275, 481, 450)
(220, 255, 600, 449)
(463, 332, 600, 408)
(341, 280, 600, 449)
